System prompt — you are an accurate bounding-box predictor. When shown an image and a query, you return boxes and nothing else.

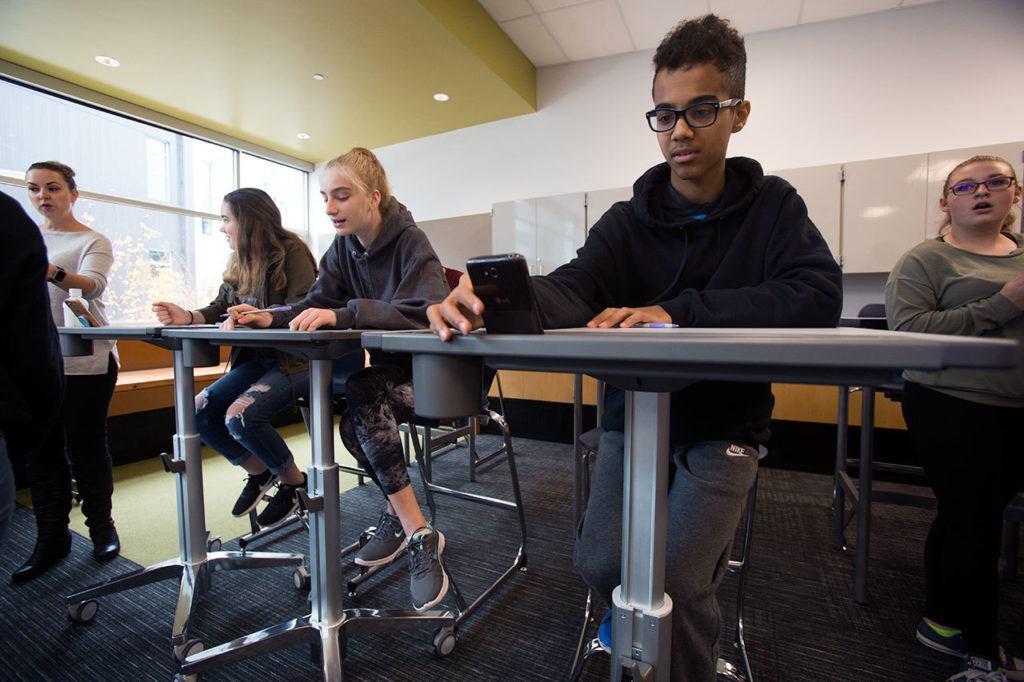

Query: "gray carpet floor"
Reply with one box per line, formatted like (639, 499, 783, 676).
(1, 435, 1021, 681)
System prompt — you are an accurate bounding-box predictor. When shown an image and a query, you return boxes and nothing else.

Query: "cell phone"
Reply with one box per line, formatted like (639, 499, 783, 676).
(466, 253, 544, 334)
(63, 298, 100, 327)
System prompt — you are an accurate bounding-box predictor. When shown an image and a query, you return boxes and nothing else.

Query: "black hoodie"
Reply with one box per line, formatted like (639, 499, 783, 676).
(532, 157, 843, 446)
(0, 192, 65, 458)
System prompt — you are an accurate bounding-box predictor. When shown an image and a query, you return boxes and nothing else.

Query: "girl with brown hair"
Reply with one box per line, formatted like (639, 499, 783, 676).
(152, 187, 317, 527)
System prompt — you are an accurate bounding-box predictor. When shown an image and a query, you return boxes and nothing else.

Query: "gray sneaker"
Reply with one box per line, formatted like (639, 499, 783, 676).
(407, 527, 448, 611)
(354, 511, 407, 567)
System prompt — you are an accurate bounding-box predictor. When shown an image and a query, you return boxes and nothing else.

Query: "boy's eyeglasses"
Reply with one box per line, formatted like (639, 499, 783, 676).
(947, 176, 1016, 196)
(645, 99, 743, 133)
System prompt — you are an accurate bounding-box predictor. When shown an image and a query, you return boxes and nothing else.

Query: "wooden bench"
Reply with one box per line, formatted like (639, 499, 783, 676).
(110, 340, 230, 416)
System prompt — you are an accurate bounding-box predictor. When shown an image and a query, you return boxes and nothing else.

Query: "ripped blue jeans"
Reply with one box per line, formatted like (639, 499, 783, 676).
(194, 358, 309, 475)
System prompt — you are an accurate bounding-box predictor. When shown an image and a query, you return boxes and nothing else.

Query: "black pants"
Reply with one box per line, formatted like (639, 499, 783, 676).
(29, 353, 118, 538)
(901, 380, 1024, 659)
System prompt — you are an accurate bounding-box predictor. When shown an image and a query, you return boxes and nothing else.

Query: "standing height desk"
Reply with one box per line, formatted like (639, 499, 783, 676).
(161, 328, 453, 682)
(362, 326, 1018, 682)
(57, 326, 304, 660)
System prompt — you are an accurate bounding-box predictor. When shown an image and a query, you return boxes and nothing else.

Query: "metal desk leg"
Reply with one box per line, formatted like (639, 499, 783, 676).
(180, 357, 344, 680)
(572, 374, 584, 535)
(854, 387, 875, 604)
(308, 357, 345, 680)
(66, 346, 303, 656)
(832, 386, 849, 550)
(610, 391, 672, 681)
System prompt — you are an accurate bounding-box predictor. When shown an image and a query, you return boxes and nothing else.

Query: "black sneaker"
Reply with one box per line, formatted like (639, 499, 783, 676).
(232, 470, 278, 517)
(355, 510, 407, 567)
(407, 527, 448, 611)
(256, 474, 306, 527)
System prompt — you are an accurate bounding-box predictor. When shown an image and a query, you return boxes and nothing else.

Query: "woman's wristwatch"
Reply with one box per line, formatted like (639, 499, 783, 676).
(49, 266, 67, 283)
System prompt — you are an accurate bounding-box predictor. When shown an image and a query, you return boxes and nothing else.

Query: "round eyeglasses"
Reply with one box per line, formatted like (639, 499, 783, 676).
(947, 176, 1016, 196)
(645, 98, 742, 133)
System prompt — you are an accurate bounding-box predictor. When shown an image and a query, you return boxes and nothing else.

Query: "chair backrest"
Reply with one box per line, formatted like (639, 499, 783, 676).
(443, 266, 463, 292)
(331, 350, 366, 394)
(857, 303, 886, 319)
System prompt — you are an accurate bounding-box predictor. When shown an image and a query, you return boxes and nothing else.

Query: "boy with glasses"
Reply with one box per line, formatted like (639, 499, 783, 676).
(428, 14, 842, 679)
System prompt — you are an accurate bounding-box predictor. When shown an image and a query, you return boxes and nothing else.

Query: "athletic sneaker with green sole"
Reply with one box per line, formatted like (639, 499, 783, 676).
(354, 510, 407, 567)
(918, 618, 968, 658)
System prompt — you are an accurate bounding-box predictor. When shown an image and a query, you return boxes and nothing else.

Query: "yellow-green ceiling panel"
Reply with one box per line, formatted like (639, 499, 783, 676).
(0, 0, 537, 162)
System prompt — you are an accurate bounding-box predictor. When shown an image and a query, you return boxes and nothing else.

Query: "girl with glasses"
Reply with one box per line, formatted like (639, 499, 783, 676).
(886, 154, 1024, 682)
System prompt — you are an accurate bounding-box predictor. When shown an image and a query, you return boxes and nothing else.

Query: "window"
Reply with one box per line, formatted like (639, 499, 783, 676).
(240, 153, 307, 231)
(0, 77, 310, 324)
(145, 137, 170, 202)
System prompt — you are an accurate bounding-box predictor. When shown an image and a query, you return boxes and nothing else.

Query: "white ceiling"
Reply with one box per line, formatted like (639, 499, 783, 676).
(479, 0, 945, 66)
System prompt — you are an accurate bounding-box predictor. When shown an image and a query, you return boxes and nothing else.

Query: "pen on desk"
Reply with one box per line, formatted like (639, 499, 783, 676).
(636, 322, 679, 328)
(219, 305, 292, 319)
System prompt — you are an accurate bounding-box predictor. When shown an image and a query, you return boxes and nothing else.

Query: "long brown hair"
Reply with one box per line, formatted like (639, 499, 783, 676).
(938, 154, 1020, 235)
(222, 188, 315, 298)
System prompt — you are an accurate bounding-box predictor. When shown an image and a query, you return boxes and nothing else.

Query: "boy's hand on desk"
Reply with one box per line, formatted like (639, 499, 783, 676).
(228, 304, 272, 329)
(152, 301, 191, 326)
(289, 308, 337, 331)
(428, 272, 484, 341)
(587, 305, 671, 329)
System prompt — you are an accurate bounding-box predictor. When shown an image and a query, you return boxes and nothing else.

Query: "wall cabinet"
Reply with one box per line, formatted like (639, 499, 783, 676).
(841, 154, 930, 273)
(771, 164, 842, 264)
(585, 186, 633, 233)
(492, 142, 1022, 280)
(492, 193, 585, 275)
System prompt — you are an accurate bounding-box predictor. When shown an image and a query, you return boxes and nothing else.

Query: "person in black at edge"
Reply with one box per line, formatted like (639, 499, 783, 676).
(429, 15, 842, 680)
(0, 190, 65, 562)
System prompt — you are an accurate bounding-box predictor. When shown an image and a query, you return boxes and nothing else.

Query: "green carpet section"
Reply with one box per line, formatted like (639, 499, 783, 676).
(17, 419, 368, 566)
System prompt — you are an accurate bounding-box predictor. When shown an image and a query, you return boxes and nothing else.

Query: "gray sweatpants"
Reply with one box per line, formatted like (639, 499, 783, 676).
(574, 430, 759, 682)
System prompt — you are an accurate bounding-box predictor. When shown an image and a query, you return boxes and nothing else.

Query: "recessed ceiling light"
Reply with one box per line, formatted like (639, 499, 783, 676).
(312, 73, 325, 81)
(433, 92, 450, 102)
(297, 132, 311, 140)
(95, 55, 120, 68)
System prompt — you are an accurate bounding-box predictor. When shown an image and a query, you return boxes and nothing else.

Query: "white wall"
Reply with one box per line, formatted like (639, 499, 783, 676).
(375, 0, 1024, 222)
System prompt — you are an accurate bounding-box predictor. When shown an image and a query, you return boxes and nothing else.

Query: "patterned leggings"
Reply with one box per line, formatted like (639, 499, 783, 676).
(338, 365, 416, 496)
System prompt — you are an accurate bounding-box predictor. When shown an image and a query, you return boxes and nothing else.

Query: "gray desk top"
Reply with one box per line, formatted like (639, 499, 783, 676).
(362, 327, 1018, 389)
(161, 326, 365, 361)
(57, 325, 164, 341)
(161, 327, 363, 344)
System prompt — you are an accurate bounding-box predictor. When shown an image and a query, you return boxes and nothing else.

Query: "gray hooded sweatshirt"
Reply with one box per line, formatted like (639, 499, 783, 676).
(272, 198, 448, 332)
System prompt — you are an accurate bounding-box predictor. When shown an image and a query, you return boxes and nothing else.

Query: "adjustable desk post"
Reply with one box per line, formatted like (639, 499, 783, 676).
(363, 326, 1017, 682)
(57, 326, 304, 661)
(163, 328, 453, 682)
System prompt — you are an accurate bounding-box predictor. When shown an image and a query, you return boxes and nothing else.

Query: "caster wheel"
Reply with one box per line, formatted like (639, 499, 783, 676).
(207, 536, 222, 552)
(293, 565, 311, 590)
(173, 675, 199, 682)
(432, 627, 456, 657)
(67, 599, 98, 624)
(174, 638, 204, 664)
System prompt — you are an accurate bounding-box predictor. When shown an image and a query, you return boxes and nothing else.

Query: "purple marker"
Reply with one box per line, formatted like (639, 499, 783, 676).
(220, 305, 292, 319)
(636, 322, 679, 328)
